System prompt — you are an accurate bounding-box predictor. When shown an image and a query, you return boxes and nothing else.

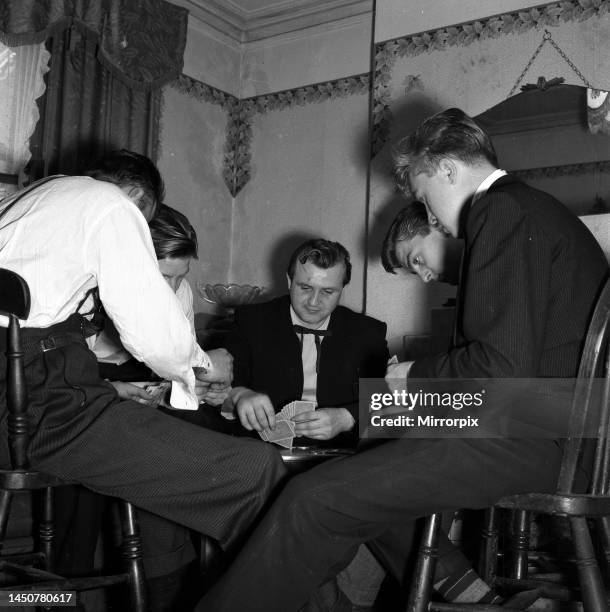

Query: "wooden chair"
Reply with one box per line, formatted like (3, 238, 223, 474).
(407, 276, 610, 612)
(0, 268, 147, 610)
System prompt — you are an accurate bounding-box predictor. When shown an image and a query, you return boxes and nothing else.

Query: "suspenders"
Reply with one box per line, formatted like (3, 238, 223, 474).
(0, 175, 66, 225)
(0, 175, 104, 337)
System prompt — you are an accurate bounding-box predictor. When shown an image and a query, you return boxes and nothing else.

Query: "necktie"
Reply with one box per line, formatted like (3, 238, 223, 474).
(293, 325, 332, 374)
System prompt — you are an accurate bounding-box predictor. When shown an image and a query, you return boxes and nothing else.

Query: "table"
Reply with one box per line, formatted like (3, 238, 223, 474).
(279, 446, 354, 474)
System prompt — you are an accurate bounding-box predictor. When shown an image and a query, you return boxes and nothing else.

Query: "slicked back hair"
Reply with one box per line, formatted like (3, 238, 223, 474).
(150, 204, 198, 260)
(382, 202, 430, 273)
(85, 149, 165, 218)
(393, 108, 498, 194)
(287, 239, 352, 286)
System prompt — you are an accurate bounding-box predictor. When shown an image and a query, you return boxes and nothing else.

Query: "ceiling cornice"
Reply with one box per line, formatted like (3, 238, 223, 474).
(170, 0, 372, 43)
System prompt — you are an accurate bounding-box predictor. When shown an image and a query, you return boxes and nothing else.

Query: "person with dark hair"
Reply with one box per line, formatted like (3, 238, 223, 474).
(150, 203, 198, 261)
(85, 148, 165, 221)
(198, 108, 608, 611)
(93, 203, 202, 396)
(381, 201, 462, 285)
(286, 238, 352, 286)
(0, 150, 286, 608)
(223, 237, 388, 445)
(56, 202, 232, 611)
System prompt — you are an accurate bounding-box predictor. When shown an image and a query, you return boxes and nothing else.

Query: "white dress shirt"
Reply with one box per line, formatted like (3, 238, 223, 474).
(290, 307, 330, 403)
(472, 169, 507, 204)
(94, 278, 196, 365)
(0, 176, 209, 408)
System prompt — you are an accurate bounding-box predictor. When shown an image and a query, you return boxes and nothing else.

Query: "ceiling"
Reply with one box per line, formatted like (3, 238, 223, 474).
(169, 0, 373, 43)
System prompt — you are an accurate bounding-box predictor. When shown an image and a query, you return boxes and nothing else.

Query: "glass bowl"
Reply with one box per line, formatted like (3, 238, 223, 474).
(197, 283, 265, 308)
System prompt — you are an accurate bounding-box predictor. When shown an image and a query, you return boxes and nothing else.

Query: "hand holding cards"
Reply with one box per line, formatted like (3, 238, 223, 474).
(258, 400, 316, 448)
(130, 381, 171, 407)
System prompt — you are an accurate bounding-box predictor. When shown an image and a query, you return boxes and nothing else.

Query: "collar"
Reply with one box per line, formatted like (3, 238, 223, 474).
(290, 305, 331, 331)
(471, 169, 507, 205)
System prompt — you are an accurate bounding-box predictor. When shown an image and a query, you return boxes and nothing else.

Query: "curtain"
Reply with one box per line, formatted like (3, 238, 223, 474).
(0, 40, 49, 197)
(28, 28, 161, 178)
(0, 0, 187, 179)
(0, 0, 187, 92)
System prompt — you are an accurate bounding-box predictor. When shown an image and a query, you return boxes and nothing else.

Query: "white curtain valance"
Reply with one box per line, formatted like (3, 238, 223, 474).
(0, 40, 50, 199)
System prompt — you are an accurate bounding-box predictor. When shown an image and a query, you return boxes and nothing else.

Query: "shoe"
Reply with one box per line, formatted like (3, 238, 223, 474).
(300, 578, 374, 612)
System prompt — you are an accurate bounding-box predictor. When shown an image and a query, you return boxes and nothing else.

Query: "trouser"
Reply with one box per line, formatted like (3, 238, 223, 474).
(53, 485, 197, 579)
(0, 316, 287, 559)
(198, 436, 562, 611)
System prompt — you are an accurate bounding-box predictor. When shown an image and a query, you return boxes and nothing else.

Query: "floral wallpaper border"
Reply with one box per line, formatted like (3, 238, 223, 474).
(372, 0, 610, 155)
(171, 0, 609, 195)
(171, 73, 369, 196)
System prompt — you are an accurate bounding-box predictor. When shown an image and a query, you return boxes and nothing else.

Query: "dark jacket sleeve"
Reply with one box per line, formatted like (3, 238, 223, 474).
(343, 318, 389, 424)
(410, 191, 552, 380)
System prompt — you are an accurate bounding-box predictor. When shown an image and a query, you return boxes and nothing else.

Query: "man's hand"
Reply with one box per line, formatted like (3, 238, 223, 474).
(385, 360, 413, 393)
(110, 381, 157, 406)
(233, 388, 276, 432)
(292, 407, 354, 440)
(195, 380, 231, 406)
(196, 348, 233, 384)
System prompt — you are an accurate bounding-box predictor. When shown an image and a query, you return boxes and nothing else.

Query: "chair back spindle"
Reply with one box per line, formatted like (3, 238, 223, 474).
(557, 278, 610, 495)
(1, 269, 32, 471)
(0, 267, 147, 610)
(7, 313, 30, 470)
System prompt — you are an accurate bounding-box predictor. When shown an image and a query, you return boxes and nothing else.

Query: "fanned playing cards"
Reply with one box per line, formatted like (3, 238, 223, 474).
(258, 400, 316, 448)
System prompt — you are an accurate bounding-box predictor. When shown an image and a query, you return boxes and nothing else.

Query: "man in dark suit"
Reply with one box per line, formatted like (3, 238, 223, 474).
(223, 238, 389, 447)
(198, 108, 609, 611)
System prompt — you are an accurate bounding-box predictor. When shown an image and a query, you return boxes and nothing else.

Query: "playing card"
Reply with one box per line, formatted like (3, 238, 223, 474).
(131, 381, 171, 407)
(292, 400, 316, 416)
(278, 401, 295, 420)
(259, 419, 295, 444)
(272, 437, 293, 449)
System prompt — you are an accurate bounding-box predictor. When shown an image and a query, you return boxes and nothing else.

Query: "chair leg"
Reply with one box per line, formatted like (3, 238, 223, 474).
(478, 506, 498, 585)
(596, 515, 610, 581)
(0, 489, 13, 544)
(570, 516, 607, 612)
(118, 501, 148, 612)
(406, 513, 442, 612)
(38, 487, 55, 571)
(510, 510, 530, 580)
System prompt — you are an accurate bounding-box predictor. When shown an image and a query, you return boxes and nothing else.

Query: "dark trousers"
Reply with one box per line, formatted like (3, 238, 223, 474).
(198, 436, 562, 611)
(0, 319, 287, 565)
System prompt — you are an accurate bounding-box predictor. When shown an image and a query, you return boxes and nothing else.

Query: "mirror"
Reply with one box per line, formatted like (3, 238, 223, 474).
(476, 84, 610, 216)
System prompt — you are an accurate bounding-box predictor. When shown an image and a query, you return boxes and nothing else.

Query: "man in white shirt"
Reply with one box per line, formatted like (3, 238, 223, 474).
(0, 150, 286, 585)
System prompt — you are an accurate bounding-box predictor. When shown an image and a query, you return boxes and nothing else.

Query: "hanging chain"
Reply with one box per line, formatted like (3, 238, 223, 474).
(508, 29, 592, 97)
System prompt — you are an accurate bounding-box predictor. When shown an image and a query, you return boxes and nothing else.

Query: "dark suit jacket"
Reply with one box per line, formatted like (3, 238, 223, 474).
(224, 295, 388, 444)
(410, 174, 608, 383)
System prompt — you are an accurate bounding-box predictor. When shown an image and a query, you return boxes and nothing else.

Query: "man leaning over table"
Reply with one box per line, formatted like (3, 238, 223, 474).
(0, 150, 286, 599)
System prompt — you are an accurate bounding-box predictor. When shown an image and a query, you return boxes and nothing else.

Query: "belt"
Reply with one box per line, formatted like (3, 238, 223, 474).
(0, 314, 88, 358)
(20, 331, 87, 358)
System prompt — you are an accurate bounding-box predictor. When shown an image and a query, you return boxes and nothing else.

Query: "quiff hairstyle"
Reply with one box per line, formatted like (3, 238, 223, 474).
(85, 149, 165, 218)
(150, 204, 198, 260)
(381, 202, 430, 273)
(287, 238, 352, 286)
(393, 108, 498, 193)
